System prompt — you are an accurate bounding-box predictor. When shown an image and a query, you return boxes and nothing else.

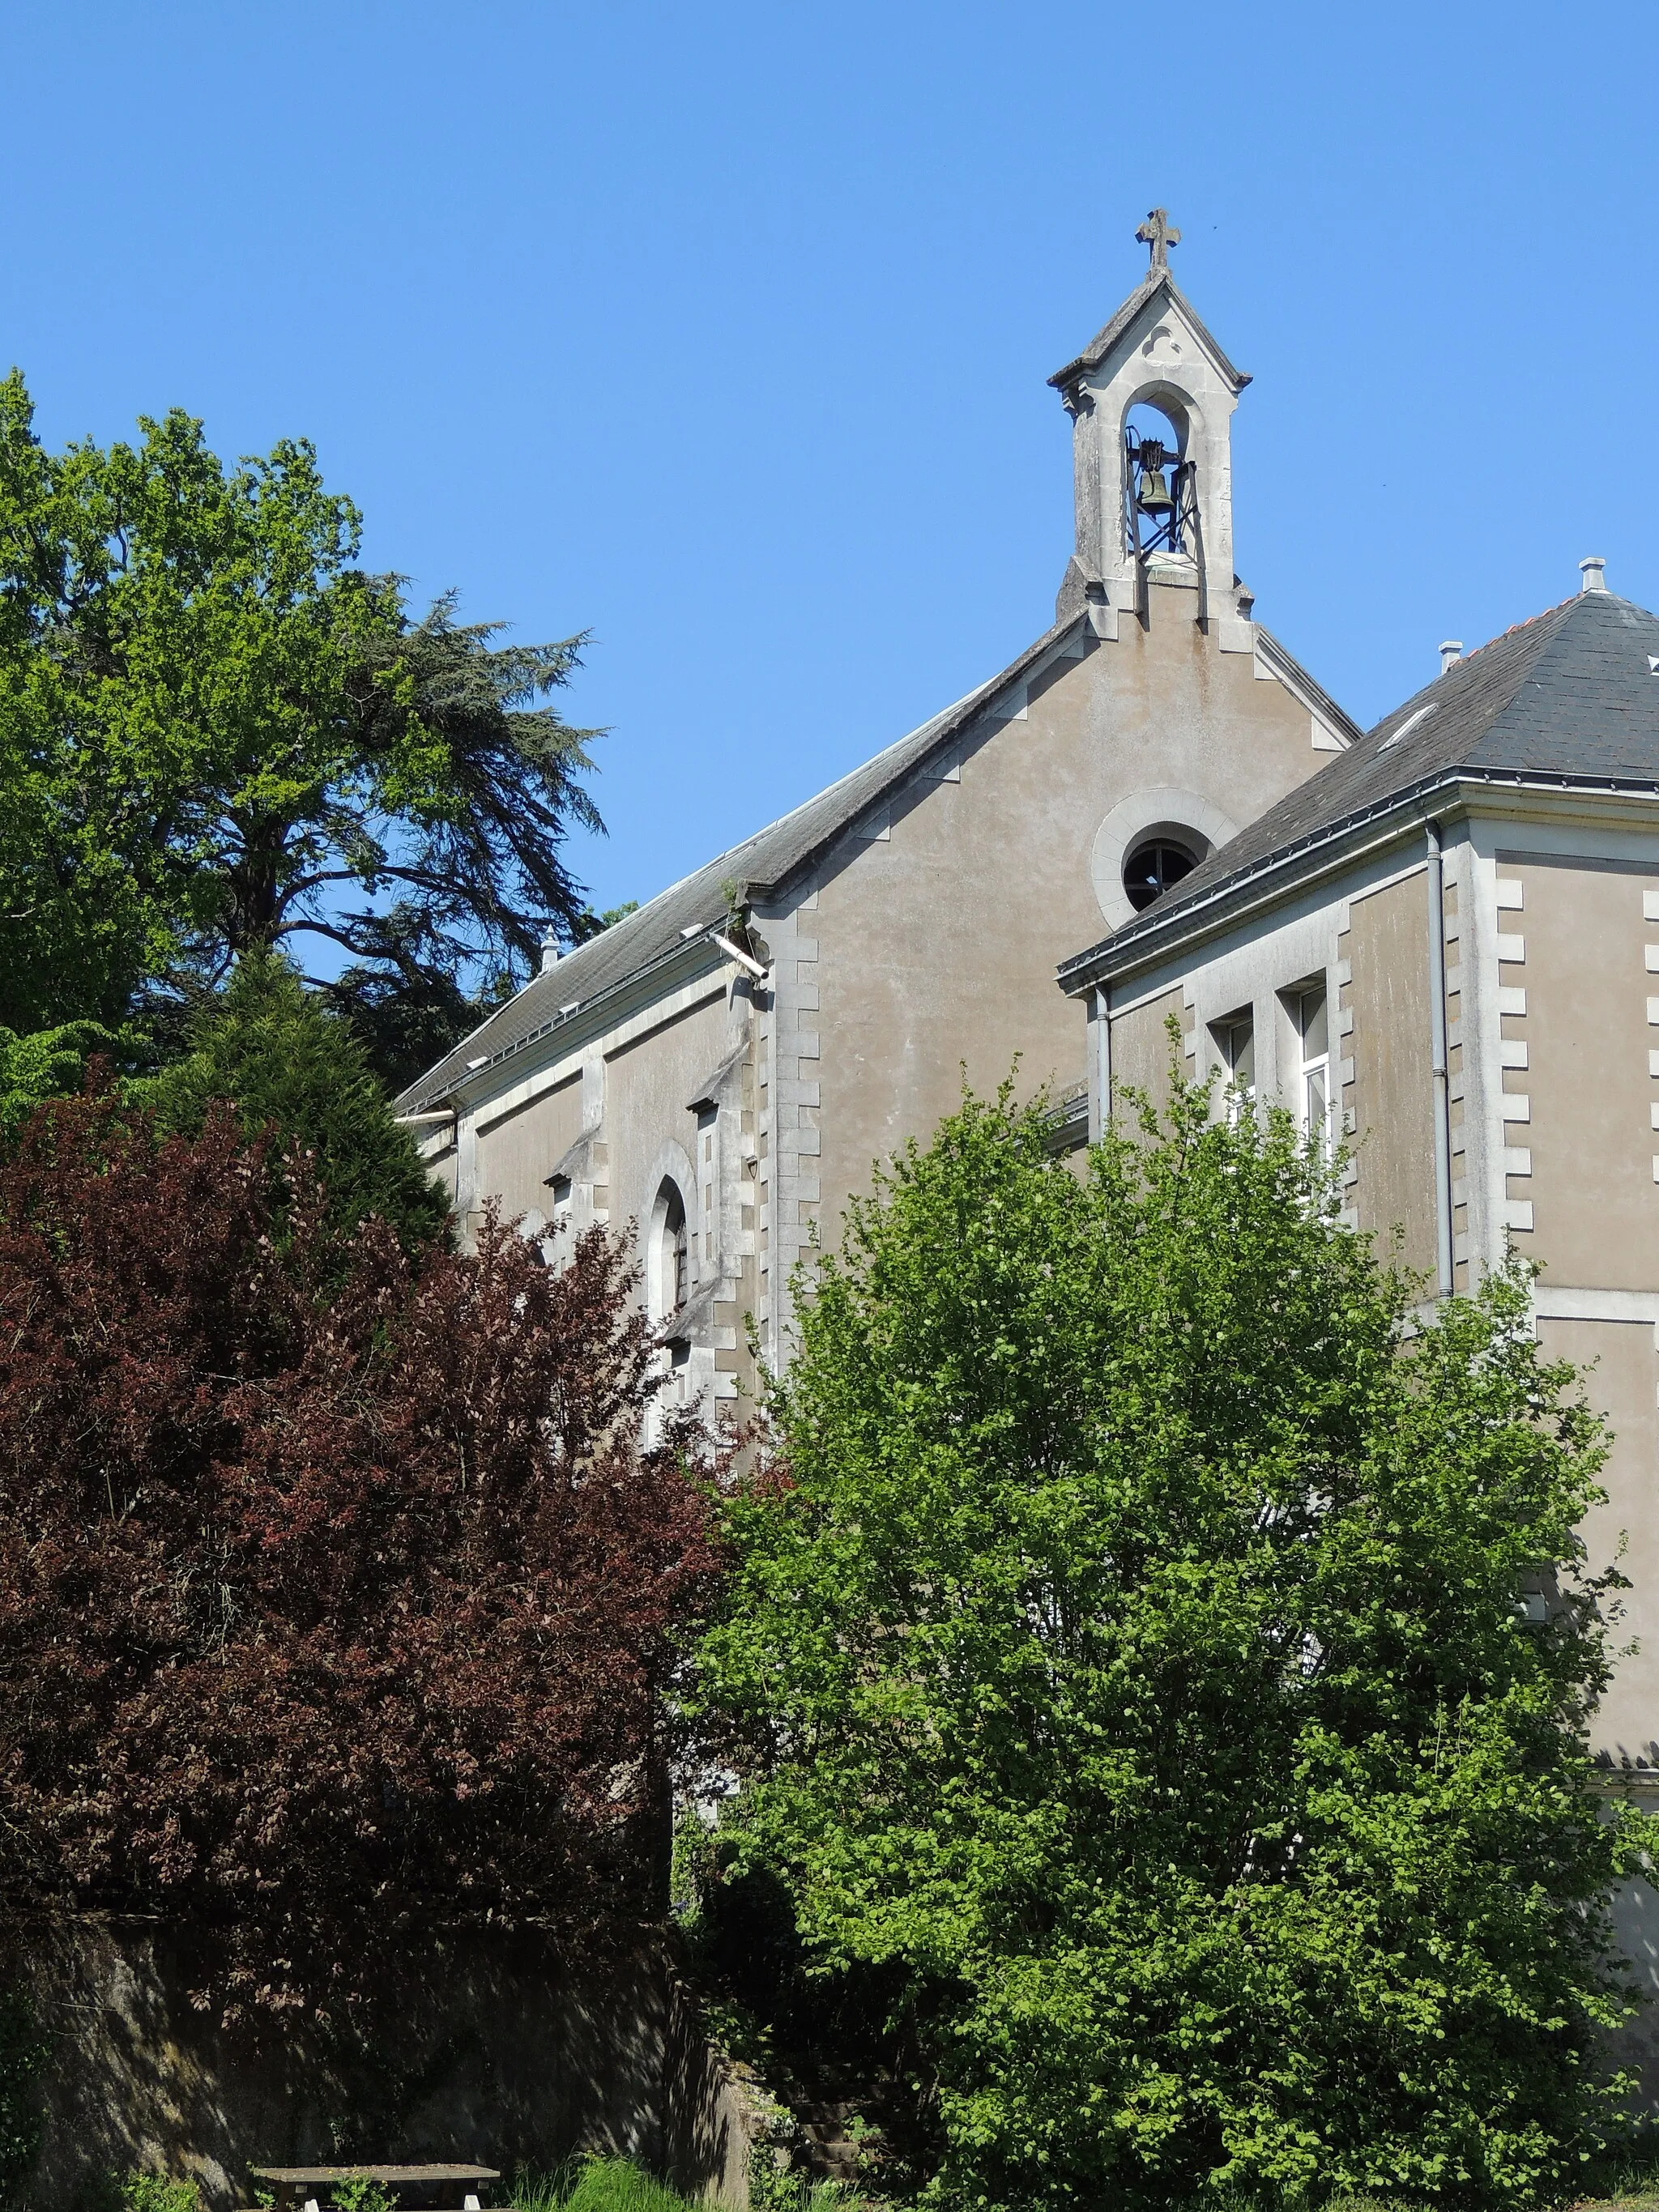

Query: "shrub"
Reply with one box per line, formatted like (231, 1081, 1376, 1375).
(326, 2182, 396, 2212)
(137, 948, 450, 1249)
(0, 1086, 717, 2018)
(0, 1984, 45, 2204)
(697, 1078, 1640, 2210)
(117, 2178, 200, 2212)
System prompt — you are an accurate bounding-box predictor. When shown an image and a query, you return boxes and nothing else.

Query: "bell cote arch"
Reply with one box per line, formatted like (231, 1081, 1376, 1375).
(1049, 228, 1256, 652)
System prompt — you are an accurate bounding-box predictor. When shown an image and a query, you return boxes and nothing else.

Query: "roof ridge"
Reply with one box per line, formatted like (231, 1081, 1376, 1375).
(1459, 591, 1577, 664)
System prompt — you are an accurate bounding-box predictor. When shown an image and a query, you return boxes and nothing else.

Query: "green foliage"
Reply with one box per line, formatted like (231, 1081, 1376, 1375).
(510, 2159, 712, 2212)
(326, 2180, 396, 2212)
(322, 949, 514, 1097)
(748, 2163, 867, 2212)
(0, 1983, 45, 2201)
(697, 1076, 1640, 2211)
(0, 367, 603, 1051)
(507, 2155, 873, 2212)
(0, 1021, 131, 1136)
(75, 2172, 200, 2212)
(117, 2178, 200, 2212)
(137, 948, 450, 1247)
(574, 899, 641, 943)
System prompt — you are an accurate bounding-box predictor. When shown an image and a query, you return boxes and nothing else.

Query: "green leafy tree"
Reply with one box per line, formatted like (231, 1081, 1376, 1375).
(0, 1020, 129, 1137)
(0, 368, 603, 1055)
(140, 949, 450, 1249)
(696, 1077, 1640, 2211)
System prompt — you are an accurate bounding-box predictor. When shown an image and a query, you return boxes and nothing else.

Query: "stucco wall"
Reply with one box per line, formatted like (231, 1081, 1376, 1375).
(14, 1921, 749, 2212)
(1107, 987, 1185, 1113)
(1508, 859, 1659, 1292)
(477, 1070, 584, 1225)
(1344, 868, 1437, 1279)
(1499, 861, 1659, 1764)
(812, 586, 1328, 1230)
(1539, 1319, 1659, 1764)
(606, 988, 735, 1258)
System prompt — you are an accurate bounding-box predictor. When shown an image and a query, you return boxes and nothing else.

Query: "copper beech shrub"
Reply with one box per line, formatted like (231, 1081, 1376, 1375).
(0, 1087, 717, 2018)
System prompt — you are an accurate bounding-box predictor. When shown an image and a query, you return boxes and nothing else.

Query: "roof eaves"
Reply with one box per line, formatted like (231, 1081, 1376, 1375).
(1059, 761, 1659, 994)
(740, 611, 1090, 903)
(402, 929, 729, 1115)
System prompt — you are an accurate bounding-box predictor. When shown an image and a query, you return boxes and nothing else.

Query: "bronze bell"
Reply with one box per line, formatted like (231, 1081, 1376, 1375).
(1135, 462, 1175, 514)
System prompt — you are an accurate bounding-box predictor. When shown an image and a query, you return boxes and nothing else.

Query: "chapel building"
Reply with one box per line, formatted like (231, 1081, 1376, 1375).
(397, 216, 1356, 1413)
(399, 208, 1659, 2065)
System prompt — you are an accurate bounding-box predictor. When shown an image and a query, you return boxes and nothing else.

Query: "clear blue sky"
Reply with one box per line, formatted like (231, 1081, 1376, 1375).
(5, 2, 1657, 928)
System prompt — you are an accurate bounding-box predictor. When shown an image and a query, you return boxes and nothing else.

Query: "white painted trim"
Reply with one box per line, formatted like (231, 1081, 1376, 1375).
(640, 1140, 698, 1314)
(1534, 1287, 1659, 1323)
(1533, 1285, 1659, 1353)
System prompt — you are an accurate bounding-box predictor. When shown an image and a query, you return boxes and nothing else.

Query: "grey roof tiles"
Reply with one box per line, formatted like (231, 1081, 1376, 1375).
(1060, 587, 1659, 986)
(394, 616, 1076, 1110)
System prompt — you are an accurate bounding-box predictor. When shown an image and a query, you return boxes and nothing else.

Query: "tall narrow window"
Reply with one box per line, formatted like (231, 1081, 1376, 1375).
(1213, 1012, 1255, 1119)
(1295, 985, 1332, 1157)
(650, 1181, 689, 1319)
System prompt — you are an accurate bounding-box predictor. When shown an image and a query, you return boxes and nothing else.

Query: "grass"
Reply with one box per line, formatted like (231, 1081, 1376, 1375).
(508, 2158, 872, 2212)
(510, 2159, 716, 2212)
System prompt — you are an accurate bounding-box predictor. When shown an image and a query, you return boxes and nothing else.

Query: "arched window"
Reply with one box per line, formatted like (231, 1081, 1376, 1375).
(650, 1180, 689, 1320)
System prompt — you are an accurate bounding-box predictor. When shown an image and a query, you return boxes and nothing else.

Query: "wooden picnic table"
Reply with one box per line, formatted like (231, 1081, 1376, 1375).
(249, 2169, 501, 2211)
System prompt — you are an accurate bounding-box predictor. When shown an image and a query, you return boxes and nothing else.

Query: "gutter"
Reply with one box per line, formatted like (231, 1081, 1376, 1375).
(1424, 820, 1455, 1297)
(399, 927, 729, 1115)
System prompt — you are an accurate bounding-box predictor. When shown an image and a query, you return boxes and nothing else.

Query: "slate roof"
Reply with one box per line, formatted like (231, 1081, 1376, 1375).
(1047, 271, 1251, 396)
(1059, 586, 1659, 990)
(395, 615, 1078, 1110)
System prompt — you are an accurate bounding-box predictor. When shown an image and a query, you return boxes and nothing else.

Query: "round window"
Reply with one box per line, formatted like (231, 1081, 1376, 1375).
(1123, 838, 1197, 912)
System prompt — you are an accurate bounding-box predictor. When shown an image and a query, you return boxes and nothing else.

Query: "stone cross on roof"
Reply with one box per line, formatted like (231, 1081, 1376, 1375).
(1134, 207, 1180, 274)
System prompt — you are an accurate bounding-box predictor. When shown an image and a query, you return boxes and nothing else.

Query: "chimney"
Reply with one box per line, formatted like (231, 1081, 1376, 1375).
(540, 933, 561, 974)
(1439, 640, 1463, 674)
(1580, 556, 1608, 593)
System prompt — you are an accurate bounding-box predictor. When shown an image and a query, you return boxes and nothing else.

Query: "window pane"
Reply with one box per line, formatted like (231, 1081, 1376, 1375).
(1305, 1063, 1328, 1145)
(1123, 840, 1197, 913)
(1300, 987, 1328, 1059)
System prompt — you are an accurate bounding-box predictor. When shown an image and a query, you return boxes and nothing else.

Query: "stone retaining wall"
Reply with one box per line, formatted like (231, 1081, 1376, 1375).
(8, 1919, 749, 2211)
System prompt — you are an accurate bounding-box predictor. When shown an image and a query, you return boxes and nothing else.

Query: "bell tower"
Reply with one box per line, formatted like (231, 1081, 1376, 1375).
(1049, 211, 1256, 652)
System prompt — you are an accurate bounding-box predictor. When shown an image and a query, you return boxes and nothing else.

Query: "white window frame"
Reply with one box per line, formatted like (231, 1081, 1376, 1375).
(1293, 982, 1334, 1160)
(1211, 1009, 1256, 1125)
